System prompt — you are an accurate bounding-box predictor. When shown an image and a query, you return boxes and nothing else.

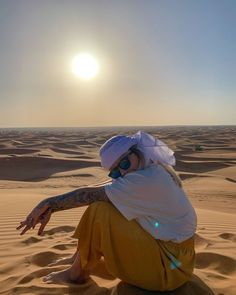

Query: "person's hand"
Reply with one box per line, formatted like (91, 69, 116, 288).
(16, 201, 52, 235)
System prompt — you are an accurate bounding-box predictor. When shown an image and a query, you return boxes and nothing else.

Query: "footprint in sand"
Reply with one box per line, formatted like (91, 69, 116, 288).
(194, 233, 211, 250)
(195, 252, 236, 275)
(44, 226, 75, 236)
(219, 232, 236, 242)
(0, 275, 22, 291)
(27, 251, 61, 267)
(52, 244, 72, 250)
(21, 236, 42, 245)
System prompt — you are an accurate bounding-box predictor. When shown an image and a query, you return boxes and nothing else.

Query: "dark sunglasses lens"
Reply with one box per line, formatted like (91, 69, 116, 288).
(108, 153, 132, 179)
(109, 169, 121, 179)
(119, 157, 131, 170)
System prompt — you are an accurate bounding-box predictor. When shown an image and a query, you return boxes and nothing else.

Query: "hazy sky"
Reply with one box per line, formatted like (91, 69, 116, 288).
(0, 0, 235, 127)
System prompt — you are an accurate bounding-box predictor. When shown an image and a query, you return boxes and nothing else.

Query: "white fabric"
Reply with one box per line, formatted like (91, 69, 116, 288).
(99, 131, 175, 170)
(134, 131, 176, 167)
(100, 135, 137, 170)
(105, 164, 197, 243)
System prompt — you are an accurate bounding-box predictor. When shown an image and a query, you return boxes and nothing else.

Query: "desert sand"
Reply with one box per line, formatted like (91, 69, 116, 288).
(0, 126, 235, 295)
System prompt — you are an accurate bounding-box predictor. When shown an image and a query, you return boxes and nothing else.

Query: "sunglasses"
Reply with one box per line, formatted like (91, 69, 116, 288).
(108, 151, 133, 179)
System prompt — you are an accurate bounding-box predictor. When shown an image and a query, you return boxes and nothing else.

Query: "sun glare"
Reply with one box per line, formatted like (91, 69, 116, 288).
(71, 53, 99, 80)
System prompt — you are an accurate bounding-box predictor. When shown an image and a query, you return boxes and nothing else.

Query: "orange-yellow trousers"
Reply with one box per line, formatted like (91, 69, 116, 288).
(72, 201, 195, 291)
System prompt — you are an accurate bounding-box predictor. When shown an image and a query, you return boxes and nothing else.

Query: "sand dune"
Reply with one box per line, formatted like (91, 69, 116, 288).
(0, 156, 100, 181)
(0, 126, 235, 295)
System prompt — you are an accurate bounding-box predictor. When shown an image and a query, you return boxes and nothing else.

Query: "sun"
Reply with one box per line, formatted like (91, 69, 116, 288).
(71, 53, 99, 80)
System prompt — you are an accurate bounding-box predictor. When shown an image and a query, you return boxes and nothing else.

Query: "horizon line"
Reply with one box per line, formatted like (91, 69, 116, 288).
(0, 124, 236, 129)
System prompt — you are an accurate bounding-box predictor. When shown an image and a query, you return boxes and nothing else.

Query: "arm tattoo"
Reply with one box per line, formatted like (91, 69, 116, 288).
(45, 186, 109, 212)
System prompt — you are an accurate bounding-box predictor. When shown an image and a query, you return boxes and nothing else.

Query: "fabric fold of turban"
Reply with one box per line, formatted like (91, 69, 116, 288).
(99, 131, 176, 170)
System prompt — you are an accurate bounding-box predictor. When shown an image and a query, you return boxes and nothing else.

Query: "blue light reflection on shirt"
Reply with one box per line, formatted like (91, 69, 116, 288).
(154, 221, 159, 228)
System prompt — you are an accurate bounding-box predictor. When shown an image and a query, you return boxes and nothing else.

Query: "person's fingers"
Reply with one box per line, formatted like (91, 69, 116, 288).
(20, 224, 32, 235)
(37, 212, 51, 235)
(37, 217, 50, 235)
(18, 216, 35, 235)
(38, 209, 52, 235)
(18, 207, 47, 230)
(38, 220, 50, 235)
(32, 220, 41, 229)
(38, 222, 46, 236)
(17, 214, 34, 229)
(32, 210, 43, 228)
(17, 222, 32, 234)
(32, 217, 41, 229)
(31, 209, 49, 229)
(16, 220, 27, 230)
(17, 206, 52, 235)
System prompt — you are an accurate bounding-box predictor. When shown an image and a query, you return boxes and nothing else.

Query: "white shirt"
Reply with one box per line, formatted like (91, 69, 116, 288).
(105, 164, 197, 243)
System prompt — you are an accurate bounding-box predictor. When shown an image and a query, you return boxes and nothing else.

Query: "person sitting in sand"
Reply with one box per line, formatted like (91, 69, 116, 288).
(17, 131, 197, 291)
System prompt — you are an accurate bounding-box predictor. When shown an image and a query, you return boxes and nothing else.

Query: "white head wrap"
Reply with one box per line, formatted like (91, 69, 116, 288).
(99, 131, 176, 170)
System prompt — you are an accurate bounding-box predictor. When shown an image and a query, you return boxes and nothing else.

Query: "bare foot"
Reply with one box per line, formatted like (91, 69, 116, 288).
(49, 250, 79, 267)
(43, 268, 88, 284)
(48, 256, 75, 267)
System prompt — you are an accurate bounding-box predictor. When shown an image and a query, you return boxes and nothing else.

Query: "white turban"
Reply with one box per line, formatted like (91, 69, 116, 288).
(99, 131, 176, 170)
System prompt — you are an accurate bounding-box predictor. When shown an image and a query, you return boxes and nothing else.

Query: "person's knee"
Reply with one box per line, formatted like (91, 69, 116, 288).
(87, 201, 120, 220)
(84, 201, 121, 225)
(88, 201, 114, 211)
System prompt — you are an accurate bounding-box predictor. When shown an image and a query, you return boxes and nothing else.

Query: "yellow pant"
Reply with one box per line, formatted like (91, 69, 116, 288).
(72, 201, 195, 291)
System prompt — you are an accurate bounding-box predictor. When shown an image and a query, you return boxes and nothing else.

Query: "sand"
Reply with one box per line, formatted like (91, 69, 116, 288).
(0, 126, 235, 295)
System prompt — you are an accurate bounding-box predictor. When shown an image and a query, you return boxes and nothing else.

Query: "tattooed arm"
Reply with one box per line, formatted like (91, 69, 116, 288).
(17, 185, 109, 235)
(46, 185, 110, 212)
